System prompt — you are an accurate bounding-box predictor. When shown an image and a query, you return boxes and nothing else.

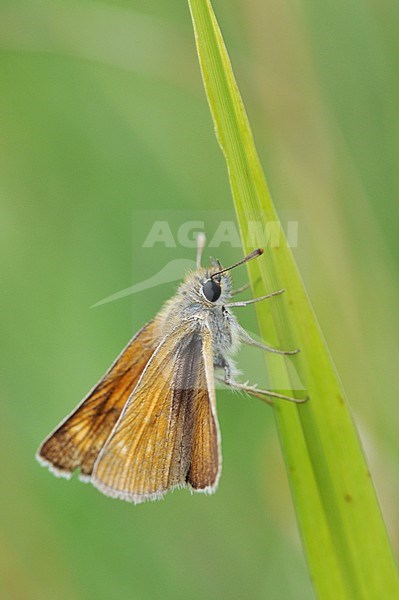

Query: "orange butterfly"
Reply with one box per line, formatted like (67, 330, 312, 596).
(37, 236, 304, 503)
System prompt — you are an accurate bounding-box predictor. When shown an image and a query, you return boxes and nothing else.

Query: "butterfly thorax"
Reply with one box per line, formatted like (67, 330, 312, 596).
(154, 267, 240, 366)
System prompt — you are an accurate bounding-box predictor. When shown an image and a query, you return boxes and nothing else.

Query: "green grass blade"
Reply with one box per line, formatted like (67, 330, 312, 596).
(187, 1, 399, 597)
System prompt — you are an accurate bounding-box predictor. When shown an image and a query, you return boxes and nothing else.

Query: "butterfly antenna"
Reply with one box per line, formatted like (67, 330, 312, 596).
(211, 248, 263, 278)
(196, 233, 206, 268)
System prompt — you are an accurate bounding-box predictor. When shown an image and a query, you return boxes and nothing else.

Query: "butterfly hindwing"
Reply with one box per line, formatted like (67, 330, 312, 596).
(37, 320, 158, 479)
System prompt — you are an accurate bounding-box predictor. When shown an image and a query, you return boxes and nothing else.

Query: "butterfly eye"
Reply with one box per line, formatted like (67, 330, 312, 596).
(202, 279, 222, 302)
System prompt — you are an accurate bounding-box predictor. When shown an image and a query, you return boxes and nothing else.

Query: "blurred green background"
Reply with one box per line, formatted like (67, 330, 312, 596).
(1, 1, 399, 598)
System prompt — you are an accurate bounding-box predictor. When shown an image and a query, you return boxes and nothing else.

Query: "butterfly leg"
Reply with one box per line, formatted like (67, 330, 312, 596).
(217, 362, 307, 406)
(236, 322, 300, 355)
(231, 277, 262, 296)
(231, 282, 251, 296)
(226, 288, 286, 308)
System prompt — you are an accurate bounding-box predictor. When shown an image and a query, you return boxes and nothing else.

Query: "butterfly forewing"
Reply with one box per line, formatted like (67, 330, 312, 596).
(37, 320, 158, 478)
(91, 321, 221, 503)
(187, 329, 220, 491)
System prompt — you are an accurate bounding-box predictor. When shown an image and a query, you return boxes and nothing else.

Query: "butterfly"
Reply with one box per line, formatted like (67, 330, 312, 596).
(37, 235, 304, 504)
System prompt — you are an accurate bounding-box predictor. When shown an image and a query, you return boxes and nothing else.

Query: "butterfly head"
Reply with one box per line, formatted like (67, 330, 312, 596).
(200, 264, 232, 305)
(180, 247, 264, 308)
(180, 266, 232, 307)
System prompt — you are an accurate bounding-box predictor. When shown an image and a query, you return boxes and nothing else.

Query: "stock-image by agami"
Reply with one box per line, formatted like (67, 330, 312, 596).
(1, 1, 399, 599)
